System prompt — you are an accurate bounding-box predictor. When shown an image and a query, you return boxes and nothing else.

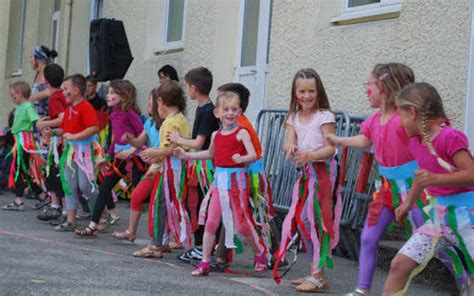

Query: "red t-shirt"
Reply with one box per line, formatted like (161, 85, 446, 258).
(60, 99, 99, 134)
(48, 90, 68, 119)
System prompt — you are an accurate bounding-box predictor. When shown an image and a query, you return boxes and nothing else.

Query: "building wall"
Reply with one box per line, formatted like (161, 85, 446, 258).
(267, 0, 471, 128)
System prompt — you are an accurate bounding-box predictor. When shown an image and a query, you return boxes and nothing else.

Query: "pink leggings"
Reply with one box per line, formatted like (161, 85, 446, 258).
(204, 190, 251, 237)
(130, 177, 155, 211)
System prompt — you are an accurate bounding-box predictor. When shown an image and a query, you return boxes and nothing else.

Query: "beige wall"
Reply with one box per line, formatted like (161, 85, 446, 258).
(267, 0, 471, 128)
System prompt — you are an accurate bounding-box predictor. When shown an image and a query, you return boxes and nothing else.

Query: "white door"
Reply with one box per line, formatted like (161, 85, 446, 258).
(235, 0, 272, 123)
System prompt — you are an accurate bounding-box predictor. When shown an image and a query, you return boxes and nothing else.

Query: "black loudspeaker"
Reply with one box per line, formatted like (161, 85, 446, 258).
(89, 18, 133, 82)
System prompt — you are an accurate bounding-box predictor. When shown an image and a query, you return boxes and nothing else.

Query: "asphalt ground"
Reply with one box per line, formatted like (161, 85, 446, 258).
(0, 192, 453, 296)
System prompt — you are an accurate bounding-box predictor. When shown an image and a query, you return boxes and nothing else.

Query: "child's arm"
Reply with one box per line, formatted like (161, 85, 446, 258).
(123, 130, 148, 148)
(29, 88, 51, 102)
(415, 150, 474, 188)
(284, 124, 297, 159)
(326, 134, 371, 149)
(233, 129, 257, 164)
(36, 113, 64, 131)
(175, 132, 216, 160)
(168, 131, 207, 150)
(63, 126, 99, 141)
(294, 123, 336, 166)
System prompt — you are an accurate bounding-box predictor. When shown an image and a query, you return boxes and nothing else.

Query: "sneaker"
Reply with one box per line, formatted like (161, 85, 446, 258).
(210, 260, 229, 272)
(34, 198, 50, 210)
(37, 207, 62, 221)
(50, 215, 67, 226)
(108, 215, 120, 225)
(54, 222, 77, 232)
(267, 257, 289, 270)
(25, 191, 39, 200)
(2, 202, 24, 211)
(177, 247, 203, 263)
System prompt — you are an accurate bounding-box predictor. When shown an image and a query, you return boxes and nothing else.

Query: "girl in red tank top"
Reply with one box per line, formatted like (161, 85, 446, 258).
(174, 91, 268, 276)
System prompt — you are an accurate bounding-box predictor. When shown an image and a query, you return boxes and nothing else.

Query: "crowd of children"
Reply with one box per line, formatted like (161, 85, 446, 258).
(1, 45, 473, 295)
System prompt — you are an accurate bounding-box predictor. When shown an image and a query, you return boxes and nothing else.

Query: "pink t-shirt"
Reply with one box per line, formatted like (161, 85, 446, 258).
(286, 110, 335, 152)
(361, 112, 413, 167)
(408, 125, 474, 196)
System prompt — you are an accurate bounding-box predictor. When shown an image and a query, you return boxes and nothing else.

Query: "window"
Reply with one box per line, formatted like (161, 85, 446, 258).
(6, 0, 27, 75)
(332, 0, 401, 23)
(162, 0, 187, 50)
(51, 0, 61, 54)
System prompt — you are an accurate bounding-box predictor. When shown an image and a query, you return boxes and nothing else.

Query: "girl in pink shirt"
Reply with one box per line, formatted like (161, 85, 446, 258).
(327, 63, 433, 296)
(384, 82, 474, 295)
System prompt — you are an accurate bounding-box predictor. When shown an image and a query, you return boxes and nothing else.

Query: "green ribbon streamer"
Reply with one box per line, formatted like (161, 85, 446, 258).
(447, 206, 474, 273)
(58, 144, 73, 196)
(153, 174, 164, 239)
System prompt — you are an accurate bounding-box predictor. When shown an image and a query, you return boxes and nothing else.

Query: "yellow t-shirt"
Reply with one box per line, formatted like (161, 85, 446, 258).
(159, 112, 191, 148)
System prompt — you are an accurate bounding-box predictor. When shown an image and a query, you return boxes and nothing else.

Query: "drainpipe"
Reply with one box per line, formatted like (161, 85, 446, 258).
(64, 0, 73, 73)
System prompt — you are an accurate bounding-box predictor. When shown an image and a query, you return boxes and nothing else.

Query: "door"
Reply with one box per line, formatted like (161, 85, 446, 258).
(235, 0, 272, 123)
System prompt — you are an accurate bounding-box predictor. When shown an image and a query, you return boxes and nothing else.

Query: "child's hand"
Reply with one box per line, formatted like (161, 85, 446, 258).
(395, 203, 411, 223)
(121, 133, 133, 143)
(63, 133, 76, 141)
(284, 144, 297, 159)
(95, 159, 107, 170)
(174, 147, 188, 159)
(167, 131, 181, 144)
(414, 169, 437, 188)
(116, 148, 135, 160)
(36, 119, 48, 131)
(140, 148, 156, 162)
(325, 134, 338, 146)
(294, 150, 311, 167)
(232, 153, 244, 164)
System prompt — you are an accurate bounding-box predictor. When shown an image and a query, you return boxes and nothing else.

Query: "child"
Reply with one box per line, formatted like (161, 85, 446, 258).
(44, 74, 102, 231)
(2, 82, 45, 211)
(174, 90, 267, 276)
(132, 80, 191, 259)
(273, 68, 339, 292)
(213, 83, 274, 270)
(36, 63, 67, 222)
(327, 64, 463, 295)
(112, 88, 162, 242)
(75, 80, 145, 237)
(383, 82, 474, 295)
(168, 67, 220, 262)
(158, 64, 179, 84)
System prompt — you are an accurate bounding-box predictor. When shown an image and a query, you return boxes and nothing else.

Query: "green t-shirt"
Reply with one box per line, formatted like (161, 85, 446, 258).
(11, 102, 40, 134)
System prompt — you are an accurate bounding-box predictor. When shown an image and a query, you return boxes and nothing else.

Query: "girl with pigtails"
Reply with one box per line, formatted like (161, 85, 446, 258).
(383, 82, 474, 295)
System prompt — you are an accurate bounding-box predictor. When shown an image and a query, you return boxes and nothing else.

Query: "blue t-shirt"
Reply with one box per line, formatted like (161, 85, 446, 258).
(144, 118, 160, 148)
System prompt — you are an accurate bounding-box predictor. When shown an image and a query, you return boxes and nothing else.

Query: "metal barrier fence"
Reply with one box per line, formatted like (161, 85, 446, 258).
(255, 109, 351, 212)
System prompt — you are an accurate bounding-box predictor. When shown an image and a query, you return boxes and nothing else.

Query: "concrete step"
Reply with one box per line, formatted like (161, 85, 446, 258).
(378, 240, 458, 294)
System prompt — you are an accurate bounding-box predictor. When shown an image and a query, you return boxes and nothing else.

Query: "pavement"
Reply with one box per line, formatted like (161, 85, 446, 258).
(0, 192, 454, 296)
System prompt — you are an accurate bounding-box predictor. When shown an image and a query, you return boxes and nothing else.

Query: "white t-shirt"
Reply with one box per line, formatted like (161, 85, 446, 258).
(286, 110, 335, 152)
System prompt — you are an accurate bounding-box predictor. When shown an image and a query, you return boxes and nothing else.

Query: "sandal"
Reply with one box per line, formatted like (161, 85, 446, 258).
(295, 276, 329, 293)
(96, 220, 109, 232)
(109, 215, 120, 225)
(54, 222, 77, 232)
(191, 261, 210, 276)
(158, 244, 172, 253)
(169, 241, 183, 249)
(133, 246, 163, 259)
(345, 288, 369, 296)
(254, 253, 267, 273)
(74, 226, 97, 237)
(112, 230, 135, 242)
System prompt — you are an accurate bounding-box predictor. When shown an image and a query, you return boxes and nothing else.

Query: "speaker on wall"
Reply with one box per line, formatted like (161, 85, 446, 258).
(89, 18, 133, 82)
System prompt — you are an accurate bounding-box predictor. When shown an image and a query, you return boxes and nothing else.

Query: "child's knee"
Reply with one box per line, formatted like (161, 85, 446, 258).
(204, 218, 219, 234)
(130, 194, 143, 211)
(390, 255, 415, 275)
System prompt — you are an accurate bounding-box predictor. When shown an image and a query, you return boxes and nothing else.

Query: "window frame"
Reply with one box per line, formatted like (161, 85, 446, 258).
(11, 0, 28, 76)
(332, 0, 401, 23)
(161, 0, 188, 51)
(50, 10, 60, 56)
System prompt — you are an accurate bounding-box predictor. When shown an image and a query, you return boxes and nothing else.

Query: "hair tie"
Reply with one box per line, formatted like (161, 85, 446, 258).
(379, 73, 389, 81)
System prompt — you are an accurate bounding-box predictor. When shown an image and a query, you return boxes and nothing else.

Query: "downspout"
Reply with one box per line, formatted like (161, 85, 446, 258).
(64, 0, 74, 73)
